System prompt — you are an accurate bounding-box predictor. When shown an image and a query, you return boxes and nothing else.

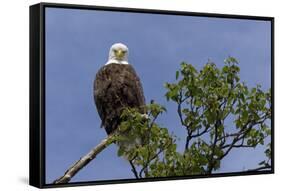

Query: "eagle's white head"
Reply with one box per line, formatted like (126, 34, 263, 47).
(105, 43, 129, 65)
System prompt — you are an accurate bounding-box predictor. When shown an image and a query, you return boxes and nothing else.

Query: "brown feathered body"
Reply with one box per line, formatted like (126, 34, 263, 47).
(94, 63, 145, 135)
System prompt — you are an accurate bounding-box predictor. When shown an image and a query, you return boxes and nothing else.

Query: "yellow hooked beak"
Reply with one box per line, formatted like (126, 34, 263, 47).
(115, 49, 125, 60)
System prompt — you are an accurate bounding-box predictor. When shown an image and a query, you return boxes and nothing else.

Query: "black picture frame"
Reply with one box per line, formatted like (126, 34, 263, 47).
(30, 2, 274, 189)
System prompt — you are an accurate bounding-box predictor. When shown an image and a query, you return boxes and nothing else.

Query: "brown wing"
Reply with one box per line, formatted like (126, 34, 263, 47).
(93, 64, 145, 134)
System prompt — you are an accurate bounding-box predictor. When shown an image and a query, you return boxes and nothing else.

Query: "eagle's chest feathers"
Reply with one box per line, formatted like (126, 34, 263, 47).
(94, 63, 145, 135)
(102, 65, 130, 96)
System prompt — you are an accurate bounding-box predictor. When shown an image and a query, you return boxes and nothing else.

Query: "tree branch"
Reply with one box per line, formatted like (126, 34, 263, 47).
(139, 140, 173, 178)
(185, 131, 192, 151)
(190, 125, 211, 139)
(207, 117, 220, 174)
(139, 147, 164, 178)
(218, 122, 253, 161)
(129, 160, 139, 179)
(53, 133, 116, 184)
(247, 165, 271, 172)
(177, 90, 186, 127)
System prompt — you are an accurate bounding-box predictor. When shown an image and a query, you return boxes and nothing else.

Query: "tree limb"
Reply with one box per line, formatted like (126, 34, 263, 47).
(53, 133, 116, 184)
(139, 147, 165, 178)
(247, 165, 272, 172)
(207, 116, 220, 174)
(139, 140, 173, 178)
(129, 160, 139, 179)
(177, 90, 186, 127)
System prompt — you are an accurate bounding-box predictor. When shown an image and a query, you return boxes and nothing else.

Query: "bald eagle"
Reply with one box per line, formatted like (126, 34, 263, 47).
(93, 43, 146, 135)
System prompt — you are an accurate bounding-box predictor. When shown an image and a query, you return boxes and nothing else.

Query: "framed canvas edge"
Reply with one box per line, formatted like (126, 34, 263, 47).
(29, 2, 275, 189)
(30, 3, 44, 188)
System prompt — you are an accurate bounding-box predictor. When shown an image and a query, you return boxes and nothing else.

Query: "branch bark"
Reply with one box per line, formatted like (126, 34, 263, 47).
(247, 165, 272, 172)
(53, 133, 116, 184)
(129, 160, 139, 179)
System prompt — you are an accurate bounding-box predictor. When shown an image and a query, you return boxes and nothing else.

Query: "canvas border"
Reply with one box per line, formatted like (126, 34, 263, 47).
(29, 2, 274, 188)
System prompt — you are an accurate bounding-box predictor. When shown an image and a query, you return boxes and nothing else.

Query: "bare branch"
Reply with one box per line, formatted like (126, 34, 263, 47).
(207, 116, 221, 173)
(129, 160, 139, 179)
(53, 133, 116, 184)
(222, 144, 253, 149)
(218, 121, 254, 160)
(190, 125, 211, 139)
(247, 165, 272, 172)
(177, 90, 186, 127)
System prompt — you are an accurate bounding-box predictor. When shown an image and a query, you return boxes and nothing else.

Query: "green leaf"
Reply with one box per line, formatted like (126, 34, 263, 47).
(176, 71, 179, 80)
(194, 99, 202, 106)
(117, 148, 125, 157)
(241, 110, 248, 122)
(117, 57, 272, 178)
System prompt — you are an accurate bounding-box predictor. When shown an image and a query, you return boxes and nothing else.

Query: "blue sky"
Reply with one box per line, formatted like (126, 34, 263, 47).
(45, 7, 271, 183)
